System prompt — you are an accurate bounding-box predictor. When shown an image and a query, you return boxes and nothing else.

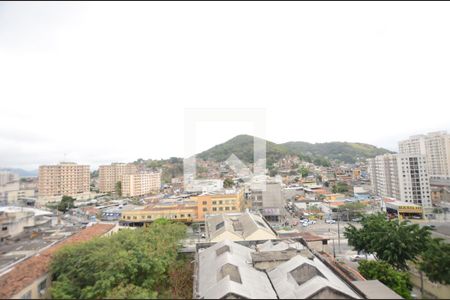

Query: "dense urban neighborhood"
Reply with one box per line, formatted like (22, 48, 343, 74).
(0, 131, 449, 299)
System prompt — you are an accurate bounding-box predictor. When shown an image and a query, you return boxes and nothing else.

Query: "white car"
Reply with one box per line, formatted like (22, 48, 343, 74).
(325, 219, 336, 224)
(302, 222, 309, 227)
(308, 220, 316, 225)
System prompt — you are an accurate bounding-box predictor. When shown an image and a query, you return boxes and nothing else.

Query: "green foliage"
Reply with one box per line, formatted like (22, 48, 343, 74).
(223, 178, 234, 188)
(332, 182, 350, 193)
(283, 141, 392, 163)
(419, 238, 450, 285)
(50, 220, 187, 299)
(344, 213, 432, 270)
(338, 202, 366, 220)
(57, 196, 76, 213)
(115, 181, 122, 197)
(358, 260, 412, 299)
(299, 166, 309, 178)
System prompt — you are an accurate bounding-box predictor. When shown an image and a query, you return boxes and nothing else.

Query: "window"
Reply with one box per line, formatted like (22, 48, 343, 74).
(212, 201, 217, 205)
(212, 207, 217, 211)
(202, 201, 207, 205)
(219, 207, 223, 211)
(225, 207, 230, 211)
(231, 207, 236, 210)
(219, 200, 223, 204)
(1, 226, 7, 231)
(203, 208, 207, 212)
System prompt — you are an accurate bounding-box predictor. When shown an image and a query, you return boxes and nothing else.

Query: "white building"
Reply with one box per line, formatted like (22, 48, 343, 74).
(399, 131, 450, 179)
(368, 154, 431, 208)
(0, 171, 19, 186)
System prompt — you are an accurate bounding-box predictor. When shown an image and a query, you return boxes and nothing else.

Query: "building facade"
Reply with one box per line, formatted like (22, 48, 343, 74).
(0, 171, 19, 186)
(368, 154, 431, 208)
(38, 163, 90, 198)
(192, 190, 244, 221)
(121, 172, 161, 197)
(98, 163, 138, 193)
(399, 131, 450, 179)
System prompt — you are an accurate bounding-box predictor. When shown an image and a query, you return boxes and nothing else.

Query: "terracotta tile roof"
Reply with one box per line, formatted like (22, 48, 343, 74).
(0, 224, 115, 299)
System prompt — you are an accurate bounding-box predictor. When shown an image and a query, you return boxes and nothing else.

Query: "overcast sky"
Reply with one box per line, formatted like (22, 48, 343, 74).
(1, 2, 450, 170)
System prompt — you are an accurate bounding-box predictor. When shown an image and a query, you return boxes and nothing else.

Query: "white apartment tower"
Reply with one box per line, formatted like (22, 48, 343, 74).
(397, 154, 431, 207)
(368, 154, 431, 208)
(399, 131, 450, 179)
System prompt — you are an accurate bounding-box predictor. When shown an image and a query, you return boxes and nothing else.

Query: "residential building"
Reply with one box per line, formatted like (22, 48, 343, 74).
(38, 162, 90, 199)
(0, 223, 117, 299)
(192, 190, 244, 221)
(399, 131, 450, 179)
(98, 163, 138, 193)
(205, 212, 277, 242)
(0, 207, 53, 241)
(121, 172, 161, 197)
(397, 154, 431, 207)
(368, 154, 431, 208)
(0, 171, 19, 186)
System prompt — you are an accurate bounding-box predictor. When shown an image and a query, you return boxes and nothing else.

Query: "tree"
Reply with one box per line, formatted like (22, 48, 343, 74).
(338, 202, 366, 221)
(358, 260, 412, 299)
(57, 196, 76, 213)
(332, 182, 349, 193)
(299, 166, 309, 178)
(115, 181, 122, 197)
(223, 178, 234, 189)
(419, 238, 450, 285)
(50, 219, 187, 299)
(344, 213, 432, 270)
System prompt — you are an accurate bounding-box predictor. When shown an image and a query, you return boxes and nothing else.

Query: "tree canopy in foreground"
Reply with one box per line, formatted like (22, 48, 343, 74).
(50, 219, 189, 299)
(344, 213, 431, 270)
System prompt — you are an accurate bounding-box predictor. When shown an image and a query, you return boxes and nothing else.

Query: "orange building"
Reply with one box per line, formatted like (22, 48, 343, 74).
(192, 190, 244, 221)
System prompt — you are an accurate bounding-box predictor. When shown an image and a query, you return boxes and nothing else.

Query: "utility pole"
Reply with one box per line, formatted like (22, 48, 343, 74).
(337, 209, 341, 253)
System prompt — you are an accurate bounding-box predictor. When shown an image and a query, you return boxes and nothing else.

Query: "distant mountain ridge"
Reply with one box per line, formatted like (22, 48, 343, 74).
(197, 134, 393, 165)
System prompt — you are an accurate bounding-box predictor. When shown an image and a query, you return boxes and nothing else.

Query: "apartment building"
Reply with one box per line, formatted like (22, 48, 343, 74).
(38, 163, 90, 198)
(121, 172, 161, 197)
(368, 154, 431, 208)
(397, 154, 431, 207)
(98, 163, 138, 193)
(0, 171, 19, 186)
(399, 131, 450, 179)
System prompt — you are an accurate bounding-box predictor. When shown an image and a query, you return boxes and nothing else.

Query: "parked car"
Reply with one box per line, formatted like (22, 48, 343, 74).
(350, 253, 375, 262)
(351, 217, 362, 222)
(201, 233, 206, 239)
(325, 219, 336, 224)
(302, 222, 309, 227)
(308, 220, 316, 225)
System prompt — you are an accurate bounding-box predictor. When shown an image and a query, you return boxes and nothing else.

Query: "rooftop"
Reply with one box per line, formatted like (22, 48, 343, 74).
(0, 223, 115, 299)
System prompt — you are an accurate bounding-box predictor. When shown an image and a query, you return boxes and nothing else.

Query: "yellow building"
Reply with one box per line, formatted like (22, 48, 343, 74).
(121, 172, 161, 197)
(192, 190, 244, 222)
(120, 201, 198, 224)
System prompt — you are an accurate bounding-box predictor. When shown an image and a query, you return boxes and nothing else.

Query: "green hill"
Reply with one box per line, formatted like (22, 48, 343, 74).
(282, 141, 393, 163)
(197, 134, 393, 165)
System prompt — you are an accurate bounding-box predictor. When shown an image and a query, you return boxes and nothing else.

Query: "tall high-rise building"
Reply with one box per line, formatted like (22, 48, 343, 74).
(397, 154, 431, 207)
(399, 131, 450, 179)
(121, 172, 161, 197)
(38, 162, 90, 197)
(368, 154, 431, 208)
(0, 171, 19, 186)
(98, 163, 138, 193)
